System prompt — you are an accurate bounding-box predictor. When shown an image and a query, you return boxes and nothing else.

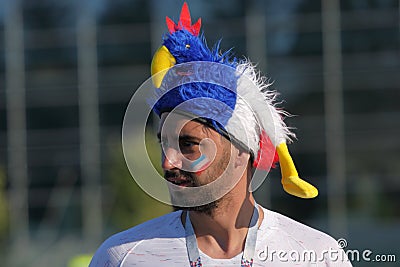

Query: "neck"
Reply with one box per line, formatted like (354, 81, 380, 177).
(186, 178, 261, 259)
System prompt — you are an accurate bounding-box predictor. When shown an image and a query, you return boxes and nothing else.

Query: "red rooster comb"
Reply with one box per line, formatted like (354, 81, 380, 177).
(166, 2, 201, 36)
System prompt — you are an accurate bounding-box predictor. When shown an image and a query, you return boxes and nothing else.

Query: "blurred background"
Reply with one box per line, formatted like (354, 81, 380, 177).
(0, 0, 399, 266)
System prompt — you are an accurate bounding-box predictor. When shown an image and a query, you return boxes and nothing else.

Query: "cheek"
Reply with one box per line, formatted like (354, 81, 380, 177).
(194, 151, 231, 183)
(193, 161, 211, 176)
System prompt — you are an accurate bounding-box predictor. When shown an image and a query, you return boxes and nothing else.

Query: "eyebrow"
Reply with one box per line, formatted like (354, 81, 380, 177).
(178, 135, 201, 143)
(156, 133, 201, 143)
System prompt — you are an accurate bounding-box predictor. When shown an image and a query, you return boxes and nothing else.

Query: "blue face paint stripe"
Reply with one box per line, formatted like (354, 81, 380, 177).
(190, 154, 206, 168)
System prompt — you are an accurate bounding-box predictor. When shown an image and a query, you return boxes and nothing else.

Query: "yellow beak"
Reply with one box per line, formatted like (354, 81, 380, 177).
(151, 45, 176, 88)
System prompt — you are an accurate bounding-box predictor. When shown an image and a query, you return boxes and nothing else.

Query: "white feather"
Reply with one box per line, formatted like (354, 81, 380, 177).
(225, 60, 295, 154)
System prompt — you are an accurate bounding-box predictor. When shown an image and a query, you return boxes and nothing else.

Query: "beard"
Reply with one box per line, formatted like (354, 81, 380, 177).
(173, 200, 220, 216)
(165, 169, 221, 216)
(165, 146, 232, 217)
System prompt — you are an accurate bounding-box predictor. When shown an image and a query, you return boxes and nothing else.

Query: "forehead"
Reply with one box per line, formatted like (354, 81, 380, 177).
(158, 112, 215, 138)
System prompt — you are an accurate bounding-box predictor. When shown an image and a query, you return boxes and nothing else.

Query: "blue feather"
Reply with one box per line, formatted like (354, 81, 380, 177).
(153, 29, 239, 131)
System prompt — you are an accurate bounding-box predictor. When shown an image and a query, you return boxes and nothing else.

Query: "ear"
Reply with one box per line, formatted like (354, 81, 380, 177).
(234, 149, 251, 168)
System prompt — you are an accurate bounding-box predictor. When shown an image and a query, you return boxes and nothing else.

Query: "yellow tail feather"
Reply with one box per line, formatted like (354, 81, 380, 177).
(276, 143, 318, 198)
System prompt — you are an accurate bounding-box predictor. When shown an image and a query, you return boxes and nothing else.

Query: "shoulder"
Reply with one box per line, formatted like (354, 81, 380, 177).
(260, 207, 339, 248)
(89, 211, 183, 267)
(258, 207, 352, 266)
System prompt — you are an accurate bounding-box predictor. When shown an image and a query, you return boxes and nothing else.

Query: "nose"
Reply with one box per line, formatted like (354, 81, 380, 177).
(161, 147, 183, 170)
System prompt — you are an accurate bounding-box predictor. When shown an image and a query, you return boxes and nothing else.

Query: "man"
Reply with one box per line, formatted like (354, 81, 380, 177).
(90, 3, 352, 266)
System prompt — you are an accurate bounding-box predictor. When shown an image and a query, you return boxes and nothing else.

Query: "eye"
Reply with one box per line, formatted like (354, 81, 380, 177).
(179, 140, 199, 154)
(185, 44, 190, 49)
(180, 140, 196, 149)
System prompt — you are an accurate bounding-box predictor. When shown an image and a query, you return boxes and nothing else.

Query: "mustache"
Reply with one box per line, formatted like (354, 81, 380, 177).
(164, 170, 194, 180)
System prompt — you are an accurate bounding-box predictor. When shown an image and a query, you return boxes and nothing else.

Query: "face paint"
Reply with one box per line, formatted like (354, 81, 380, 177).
(190, 154, 211, 173)
(190, 154, 206, 168)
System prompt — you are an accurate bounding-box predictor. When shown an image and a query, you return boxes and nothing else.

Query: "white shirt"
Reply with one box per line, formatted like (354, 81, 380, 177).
(89, 206, 352, 266)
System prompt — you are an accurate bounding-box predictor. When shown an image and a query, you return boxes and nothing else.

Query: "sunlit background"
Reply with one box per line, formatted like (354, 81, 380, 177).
(0, 0, 399, 266)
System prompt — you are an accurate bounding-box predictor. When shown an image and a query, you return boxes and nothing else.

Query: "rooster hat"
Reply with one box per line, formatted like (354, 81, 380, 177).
(150, 2, 318, 198)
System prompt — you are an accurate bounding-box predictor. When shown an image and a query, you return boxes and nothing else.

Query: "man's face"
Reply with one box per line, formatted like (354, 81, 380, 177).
(157, 112, 232, 189)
